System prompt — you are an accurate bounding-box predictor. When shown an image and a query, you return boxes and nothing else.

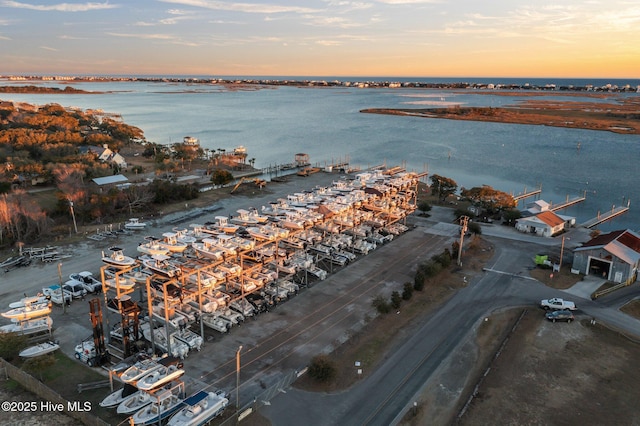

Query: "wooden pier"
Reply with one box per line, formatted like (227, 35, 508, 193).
(512, 186, 542, 203)
(581, 201, 630, 228)
(549, 195, 586, 212)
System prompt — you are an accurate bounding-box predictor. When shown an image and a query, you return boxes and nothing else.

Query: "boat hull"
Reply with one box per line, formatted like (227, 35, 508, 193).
(19, 341, 59, 358)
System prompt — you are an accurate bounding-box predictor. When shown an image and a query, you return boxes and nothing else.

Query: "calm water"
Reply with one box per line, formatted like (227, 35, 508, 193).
(2, 80, 638, 232)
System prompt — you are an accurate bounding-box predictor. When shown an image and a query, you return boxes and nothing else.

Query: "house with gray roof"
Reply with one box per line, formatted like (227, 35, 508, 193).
(572, 229, 640, 283)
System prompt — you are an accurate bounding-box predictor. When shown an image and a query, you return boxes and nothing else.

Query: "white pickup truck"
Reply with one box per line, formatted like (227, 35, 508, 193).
(540, 297, 577, 311)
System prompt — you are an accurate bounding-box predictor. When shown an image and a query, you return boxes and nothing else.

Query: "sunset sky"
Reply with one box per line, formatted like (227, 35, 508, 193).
(1, 0, 639, 78)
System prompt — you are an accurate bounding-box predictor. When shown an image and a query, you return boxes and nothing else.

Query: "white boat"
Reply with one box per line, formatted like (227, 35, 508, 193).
(137, 237, 171, 256)
(117, 389, 154, 415)
(159, 232, 189, 253)
(173, 228, 197, 244)
(142, 254, 181, 278)
(125, 218, 148, 230)
(201, 314, 230, 333)
(213, 216, 239, 234)
(131, 387, 184, 425)
(19, 341, 59, 358)
(41, 285, 72, 305)
(167, 390, 229, 426)
(148, 326, 189, 359)
(99, 383, 139, 408)
(120, 358, 164, 384)
(2, 301, 51, 320)
(0, 316, 52, 336)
(173, 328, 203, 352)
(229, 209, 259, 226)
(136, 363, 185, 392)
(191, 238, 225, 260)
(102, 247, 136, 268)
(69, 271, 102, 293)
(8, 295, 49, 309)
(104, 275, 137, 291)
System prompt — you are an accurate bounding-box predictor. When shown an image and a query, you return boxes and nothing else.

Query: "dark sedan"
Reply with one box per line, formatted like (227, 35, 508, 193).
(545, 309, 575, 323)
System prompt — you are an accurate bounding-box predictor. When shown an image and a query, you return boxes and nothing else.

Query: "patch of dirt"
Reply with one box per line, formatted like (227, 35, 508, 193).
(529, 267, 583, 289)
(456, 311, 640, 426)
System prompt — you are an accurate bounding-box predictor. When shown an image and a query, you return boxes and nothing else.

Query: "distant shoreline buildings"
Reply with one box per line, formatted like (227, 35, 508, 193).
(2, 75, 639, 93)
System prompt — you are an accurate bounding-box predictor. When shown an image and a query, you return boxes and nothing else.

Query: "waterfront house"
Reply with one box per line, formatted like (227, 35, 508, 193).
(515, 210, 566, 237)
(80, 144, 128, 169)
(571, 229, 640, 283)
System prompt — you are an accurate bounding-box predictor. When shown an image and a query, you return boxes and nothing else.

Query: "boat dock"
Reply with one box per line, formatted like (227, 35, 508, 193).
(549, 195, 586, 212)
(581, 201, 631, 228)
(512, 186, 542, 203)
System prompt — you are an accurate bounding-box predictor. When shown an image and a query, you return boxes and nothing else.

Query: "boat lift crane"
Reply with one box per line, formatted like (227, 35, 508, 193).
(230, 177, 266, 193)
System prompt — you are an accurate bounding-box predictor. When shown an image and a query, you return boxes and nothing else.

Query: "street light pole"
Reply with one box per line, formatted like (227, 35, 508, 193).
(236, 345, 243, 411)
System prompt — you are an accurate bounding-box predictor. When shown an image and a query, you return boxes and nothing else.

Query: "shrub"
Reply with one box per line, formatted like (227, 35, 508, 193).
(402, 282, 413, 300)
(468, 222, 482, 235)
(390, 291, 402, 309)
(414, 271, 425, 291)
(308, 355, 336, 383)
(372, 295, 391, 314)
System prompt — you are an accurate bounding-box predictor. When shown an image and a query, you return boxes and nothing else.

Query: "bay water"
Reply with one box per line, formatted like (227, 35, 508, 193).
(2, 79, 638, 232)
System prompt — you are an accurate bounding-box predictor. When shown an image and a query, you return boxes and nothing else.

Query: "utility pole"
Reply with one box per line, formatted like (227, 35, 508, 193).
(236, 345, 243, 412)
(458, 216, 469, 266)
(559, 235, 566, 272)
(69, 199, 78, 234)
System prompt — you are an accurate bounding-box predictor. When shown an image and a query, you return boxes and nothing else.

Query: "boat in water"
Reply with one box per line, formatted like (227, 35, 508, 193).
(166, 390, 229, 426)
(19, 341, 59, 358)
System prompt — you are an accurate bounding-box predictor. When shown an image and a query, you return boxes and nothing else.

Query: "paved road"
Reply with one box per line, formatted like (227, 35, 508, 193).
(261, 233, 640, 426)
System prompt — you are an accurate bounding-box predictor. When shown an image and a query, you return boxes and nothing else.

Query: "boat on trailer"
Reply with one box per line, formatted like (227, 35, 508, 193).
(167, 390, 229, 426)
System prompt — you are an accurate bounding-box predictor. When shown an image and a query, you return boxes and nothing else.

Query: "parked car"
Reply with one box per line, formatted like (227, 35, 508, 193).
(69, 271, 102, 294)
(545, 309, 575, 323)
(63, 280, 87, 299)
(540, 297, 576, 311)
